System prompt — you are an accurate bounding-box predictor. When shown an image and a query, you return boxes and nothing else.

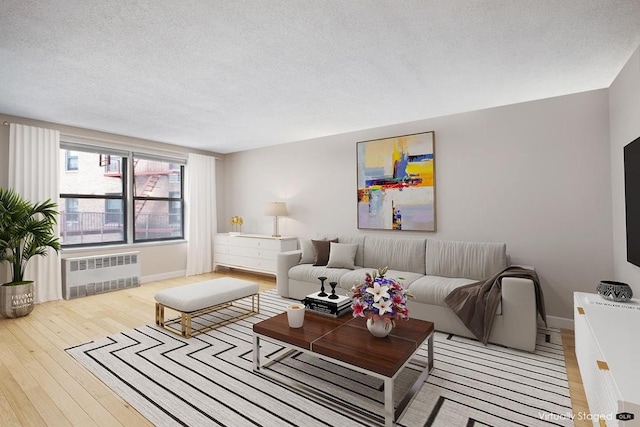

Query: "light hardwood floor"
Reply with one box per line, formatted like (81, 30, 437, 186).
(1, 269, 590, 426)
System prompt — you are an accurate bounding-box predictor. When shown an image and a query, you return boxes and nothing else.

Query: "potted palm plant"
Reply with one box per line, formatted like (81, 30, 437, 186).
(0, 187, 60, 318)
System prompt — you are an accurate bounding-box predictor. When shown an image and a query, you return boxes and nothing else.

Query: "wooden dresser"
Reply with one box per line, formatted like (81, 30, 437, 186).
(213, 233, 297, 276)
(573, 292, 640, 426)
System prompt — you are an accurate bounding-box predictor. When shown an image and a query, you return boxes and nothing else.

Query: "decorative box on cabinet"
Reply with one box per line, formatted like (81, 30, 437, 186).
(574, 292, 640, 426)
(213, 234, 297, 276)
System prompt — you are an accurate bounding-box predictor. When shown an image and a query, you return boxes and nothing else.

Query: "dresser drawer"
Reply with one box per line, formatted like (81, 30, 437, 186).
(229, 237, 281, 249)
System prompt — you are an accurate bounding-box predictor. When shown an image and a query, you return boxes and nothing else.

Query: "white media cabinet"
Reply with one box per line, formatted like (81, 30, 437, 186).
(573, 292, 640, 426)
(213, 233, 297, 276)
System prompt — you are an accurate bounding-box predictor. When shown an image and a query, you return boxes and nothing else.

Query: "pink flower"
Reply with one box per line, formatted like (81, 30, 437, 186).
(392, 294, 404, 305)
(352, 299, 367, 317)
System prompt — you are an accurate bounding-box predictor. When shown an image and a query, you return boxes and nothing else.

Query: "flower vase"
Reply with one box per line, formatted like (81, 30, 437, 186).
(366, 318, 393, 337)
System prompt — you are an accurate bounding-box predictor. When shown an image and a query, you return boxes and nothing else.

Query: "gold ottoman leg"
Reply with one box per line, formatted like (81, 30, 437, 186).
(181, 313, 192, 338)
(155, 303, 165, 326)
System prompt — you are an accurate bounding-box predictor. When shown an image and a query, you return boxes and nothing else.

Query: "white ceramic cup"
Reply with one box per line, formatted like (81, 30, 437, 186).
(286, 304, 305, 328)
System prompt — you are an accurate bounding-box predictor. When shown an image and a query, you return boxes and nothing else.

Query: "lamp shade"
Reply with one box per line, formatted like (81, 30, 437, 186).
(265, 202, 288, 217)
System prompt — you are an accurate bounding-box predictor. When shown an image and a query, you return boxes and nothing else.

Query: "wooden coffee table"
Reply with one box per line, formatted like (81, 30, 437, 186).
(253, 311, 434, 427)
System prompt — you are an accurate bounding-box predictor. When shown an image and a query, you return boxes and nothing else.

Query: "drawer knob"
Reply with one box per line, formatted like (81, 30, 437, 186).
(577, 306, 585, 315)
(596, 360, 609, 370)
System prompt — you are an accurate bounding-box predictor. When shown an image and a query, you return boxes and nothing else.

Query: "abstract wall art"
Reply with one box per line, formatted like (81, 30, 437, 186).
(357, 131, 435, 231)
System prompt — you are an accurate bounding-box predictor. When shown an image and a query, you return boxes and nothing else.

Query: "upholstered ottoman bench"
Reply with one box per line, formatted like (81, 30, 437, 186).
(154, 277, 260, 338)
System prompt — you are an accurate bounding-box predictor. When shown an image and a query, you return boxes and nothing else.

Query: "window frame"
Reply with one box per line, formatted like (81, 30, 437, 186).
(65, 150, 79, 171)
(59, 143, 187, 248)
(104, 193, 124, 226)
(64, 198, 79, 222)
(60, 147, 128, 248)
(168, 190, 182, 225)
(132, 157, 184, 243)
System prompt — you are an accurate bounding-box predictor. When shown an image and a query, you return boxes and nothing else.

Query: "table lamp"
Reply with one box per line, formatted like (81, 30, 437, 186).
(265, 202, 288, 237)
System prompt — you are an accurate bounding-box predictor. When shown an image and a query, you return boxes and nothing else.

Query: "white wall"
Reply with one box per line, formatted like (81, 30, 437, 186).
(610, 46, 640, 295)
(224, 89, 613, 320)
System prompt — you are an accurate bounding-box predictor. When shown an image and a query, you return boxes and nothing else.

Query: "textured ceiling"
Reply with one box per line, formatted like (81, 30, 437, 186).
(1, 1, 640, 154)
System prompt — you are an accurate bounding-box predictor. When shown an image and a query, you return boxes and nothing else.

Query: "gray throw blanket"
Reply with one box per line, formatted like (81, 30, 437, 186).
(443, 266, 546, 345)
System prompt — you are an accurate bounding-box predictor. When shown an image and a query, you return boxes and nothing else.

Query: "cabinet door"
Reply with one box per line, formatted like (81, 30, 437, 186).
(574, 295, 624, 423)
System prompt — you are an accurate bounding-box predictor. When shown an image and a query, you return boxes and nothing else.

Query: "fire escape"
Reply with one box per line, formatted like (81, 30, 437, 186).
(101, 155, 167, 221)
(134, 174, 160, 220)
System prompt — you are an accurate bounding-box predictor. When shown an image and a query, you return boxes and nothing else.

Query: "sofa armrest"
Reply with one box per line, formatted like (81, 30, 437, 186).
(501, 276, 538, 352)
(509, 264, 535, 271)
(277, 250, 302, 298)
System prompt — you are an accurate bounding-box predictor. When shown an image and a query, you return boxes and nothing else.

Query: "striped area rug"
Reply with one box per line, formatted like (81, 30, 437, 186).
(66, 290, 574, 427)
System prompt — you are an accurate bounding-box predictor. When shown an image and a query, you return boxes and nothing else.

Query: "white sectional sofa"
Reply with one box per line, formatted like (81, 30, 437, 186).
(276, 235, 540, 351)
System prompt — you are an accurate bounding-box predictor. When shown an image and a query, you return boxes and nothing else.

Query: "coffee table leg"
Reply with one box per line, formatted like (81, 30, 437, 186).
(253, 334, 260, 371)
(428, 332, 434, 372)
(384, 377, 394, 427)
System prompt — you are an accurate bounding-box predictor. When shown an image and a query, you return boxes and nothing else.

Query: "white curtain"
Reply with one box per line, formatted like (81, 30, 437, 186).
(8, 123, 62, 303)
(185, 153, 217, 275)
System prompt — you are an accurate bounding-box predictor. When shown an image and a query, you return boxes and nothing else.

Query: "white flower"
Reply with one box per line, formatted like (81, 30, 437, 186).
(373, 298, 392, 315)
(365, 282, 390, 302)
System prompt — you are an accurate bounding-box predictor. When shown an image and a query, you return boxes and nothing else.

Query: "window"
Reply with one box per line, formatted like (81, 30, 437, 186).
(59, 144, 185, 247)
(168, 191, 181, 224)
(60, 149, 126, 246)
(133, 157, 184, 242)
(104, 195, 123, 225)
(65, 150, 78, 171)
(64, 198, 79, 222)
(101, 154, 121, 175)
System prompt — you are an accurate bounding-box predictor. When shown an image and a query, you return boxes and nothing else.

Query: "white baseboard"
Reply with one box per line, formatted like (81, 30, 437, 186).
(546, 315, 574, 330)
(141, 270, 186, 284)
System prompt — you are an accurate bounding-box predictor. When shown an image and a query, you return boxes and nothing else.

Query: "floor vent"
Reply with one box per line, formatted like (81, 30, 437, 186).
(62, 252, 141, 300)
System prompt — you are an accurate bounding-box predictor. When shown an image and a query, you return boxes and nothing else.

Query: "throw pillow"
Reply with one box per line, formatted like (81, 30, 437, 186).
(299, 239, 315, 264)
(327, 242, 358, 270)
(312, 238, 338, 266)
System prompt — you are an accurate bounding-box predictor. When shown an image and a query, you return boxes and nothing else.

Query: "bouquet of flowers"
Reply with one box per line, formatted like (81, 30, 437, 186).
(349, 267, 411, 325)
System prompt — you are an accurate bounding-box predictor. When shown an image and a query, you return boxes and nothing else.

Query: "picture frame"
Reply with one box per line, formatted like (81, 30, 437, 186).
(356, 131, 436, 231)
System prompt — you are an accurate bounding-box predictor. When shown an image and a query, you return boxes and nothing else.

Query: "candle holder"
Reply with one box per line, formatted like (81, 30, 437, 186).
(328, 282, 339, 299)
(317, 276, 328, 297)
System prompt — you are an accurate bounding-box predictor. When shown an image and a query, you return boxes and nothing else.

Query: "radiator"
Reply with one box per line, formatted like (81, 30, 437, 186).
(62, 252, 140, 300)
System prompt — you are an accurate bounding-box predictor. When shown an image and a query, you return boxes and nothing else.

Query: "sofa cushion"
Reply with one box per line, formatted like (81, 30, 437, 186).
(363, 236, 427, 274)
(338, 268, 424, 291)
(319, 235, 366, 269)
(312, 238, 338, 266)
(327, 242, 358, 269)
(299, 239, 315, 264)
(289, 264, 349, 288)
(425, 240, 507, 280)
